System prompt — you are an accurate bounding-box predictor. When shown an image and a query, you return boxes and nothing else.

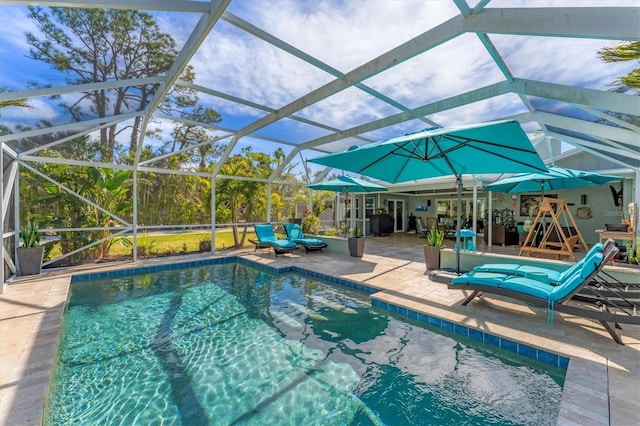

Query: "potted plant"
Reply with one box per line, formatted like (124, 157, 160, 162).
(17, 217, 45, 275)
(301, 210, 320, 234)
(423, 223, 444, 270)
(348, 225, 365, 257)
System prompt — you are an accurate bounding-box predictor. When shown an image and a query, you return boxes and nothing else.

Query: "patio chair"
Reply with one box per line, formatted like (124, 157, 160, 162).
(415, 217, 428, 238)
(283, 223, 328, 253)
(471, 239, 613, 285)
(448, 243, 640, 345)
(253, 224, 299, 257)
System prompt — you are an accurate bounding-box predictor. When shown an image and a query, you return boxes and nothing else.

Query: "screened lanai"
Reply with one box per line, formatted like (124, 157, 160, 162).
(1, 1, 639, 284)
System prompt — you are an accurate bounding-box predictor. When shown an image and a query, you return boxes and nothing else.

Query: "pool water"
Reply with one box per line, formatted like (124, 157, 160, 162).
(45, 263, 565, 425)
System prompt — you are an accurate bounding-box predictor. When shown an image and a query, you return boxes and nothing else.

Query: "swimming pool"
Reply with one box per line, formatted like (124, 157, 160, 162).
(45, 262, 565, 425)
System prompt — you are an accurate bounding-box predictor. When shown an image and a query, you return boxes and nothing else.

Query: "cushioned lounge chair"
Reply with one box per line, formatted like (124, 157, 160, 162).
(448, 243, 640, 344)
(283, 223, 327, 253)
(472, 239, 614, 285)
(253, 224, 299, 257)
(469, 239, 640, 302)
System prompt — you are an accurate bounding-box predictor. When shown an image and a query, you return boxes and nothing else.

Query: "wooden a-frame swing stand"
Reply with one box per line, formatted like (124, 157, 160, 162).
(519, 197, 588, 261)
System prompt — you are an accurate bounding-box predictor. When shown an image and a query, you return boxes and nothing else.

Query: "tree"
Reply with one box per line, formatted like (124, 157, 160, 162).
(27, 7, 175, 161)
(598, 41, 640, 89)
(598, 41, 640, 127)
(26, 7, 221, 163)
(216, 148, 290, 248)
(0, 87, 29, 110)
(0, 87, 30, 135)
(20, 134, 133, 264)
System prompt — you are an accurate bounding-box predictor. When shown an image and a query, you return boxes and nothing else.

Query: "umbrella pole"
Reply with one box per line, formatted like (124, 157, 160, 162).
(456, 175, 462, 275)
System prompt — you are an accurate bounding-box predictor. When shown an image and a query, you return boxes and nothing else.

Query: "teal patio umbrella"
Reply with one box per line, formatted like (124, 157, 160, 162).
(307, 176, 388, 193)
(484, 166, 620, 196)
(307, 176, 387, 230)
(309, 120, 548, 274)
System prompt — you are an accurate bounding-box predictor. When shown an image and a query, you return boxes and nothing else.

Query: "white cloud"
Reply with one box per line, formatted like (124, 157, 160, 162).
(190, 21, 335, 112)
(491, 35, 636, 90)
(488, 0, 638, 7)
(246, 0, 459, 72)
(0, 98, 57, 127)
(0, 1, 635, 165)
(426, 93, 529, 127)
(189, 0, 459, 130)
(362, 33, 507, 112)
(0, 6, 38, 53)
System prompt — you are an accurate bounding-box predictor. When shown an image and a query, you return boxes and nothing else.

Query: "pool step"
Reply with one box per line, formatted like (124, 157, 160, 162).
(287, 302, 328, 321)
(310, 294, 358, 314)
(269, 309, 303, 329)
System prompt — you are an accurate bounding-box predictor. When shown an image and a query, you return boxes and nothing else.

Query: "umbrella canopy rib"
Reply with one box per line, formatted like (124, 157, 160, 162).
(431, 136, 459, 178)
(442, 136, 545, 173)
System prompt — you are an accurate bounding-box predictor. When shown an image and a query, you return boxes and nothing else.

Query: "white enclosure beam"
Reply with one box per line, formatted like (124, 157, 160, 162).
(176, 80, 377, 142)
(573, 105, 640, 133)
(1, 148, 4, 289)
(0, 111, 142, 144)
(269, 147, 300, 183)
(153, 112, 299, 147)
(476, 33, 514, 82)
(547, 131, 639, 170)
(213, 11, 469, 166)
(20, 162, 132, 226)
(2, 160, 18, 220)
(452, 0, 471, 16)
(299, 80, 512, 151)
(143, 0, 231, 116)
(532, 111, 640, 148)
(3, 249, 17, 278)
(42, 228, 130, 267)
(517, 79, 639, 116)
(1, 144, 17, 160)
(21, 116, 136, 157)
(0, 0, 210, 13)
(463, 7, 640, 40)
(20, 155, 135, 170)
(222, 11, 437, 127)
(0, 76, 164, 103)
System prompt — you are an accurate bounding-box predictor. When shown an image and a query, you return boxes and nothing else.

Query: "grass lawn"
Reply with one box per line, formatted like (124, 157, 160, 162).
(46, 230, 264, 260)
(109, 230, 260, 256)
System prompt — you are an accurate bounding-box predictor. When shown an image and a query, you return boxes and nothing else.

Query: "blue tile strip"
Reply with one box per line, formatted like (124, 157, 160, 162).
(371, 299, 568, 369)
(70, 256, 568, 369)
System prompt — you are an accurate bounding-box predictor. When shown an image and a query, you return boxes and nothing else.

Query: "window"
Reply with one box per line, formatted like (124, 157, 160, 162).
(365, 197, 374, 218)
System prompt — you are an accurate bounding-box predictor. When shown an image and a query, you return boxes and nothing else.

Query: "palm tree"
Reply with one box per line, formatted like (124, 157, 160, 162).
(598, 41, 640, 89)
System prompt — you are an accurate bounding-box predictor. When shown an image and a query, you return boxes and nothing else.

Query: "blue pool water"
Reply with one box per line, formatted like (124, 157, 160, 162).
(45, 263, 565, 425)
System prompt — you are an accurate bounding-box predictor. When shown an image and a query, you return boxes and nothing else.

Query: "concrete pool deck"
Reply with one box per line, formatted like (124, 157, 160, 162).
(1, 236, 639, 425)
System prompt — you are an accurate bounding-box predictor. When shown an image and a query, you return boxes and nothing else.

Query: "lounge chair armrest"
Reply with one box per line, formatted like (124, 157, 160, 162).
(523, 272, 550, 285)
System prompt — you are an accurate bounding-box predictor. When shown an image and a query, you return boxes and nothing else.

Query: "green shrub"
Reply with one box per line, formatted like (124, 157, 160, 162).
(20, 217, 40, 248)
(199, 239, 212, 252)
(426, 224, 444, 247)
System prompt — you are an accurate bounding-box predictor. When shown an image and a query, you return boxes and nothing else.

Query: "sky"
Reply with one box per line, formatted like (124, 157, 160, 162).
(0, 0, 637, 178)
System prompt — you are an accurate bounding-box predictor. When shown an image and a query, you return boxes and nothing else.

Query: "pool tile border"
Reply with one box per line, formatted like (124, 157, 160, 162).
(371, 298, 569, 369)
(70, 256, 568, 369)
